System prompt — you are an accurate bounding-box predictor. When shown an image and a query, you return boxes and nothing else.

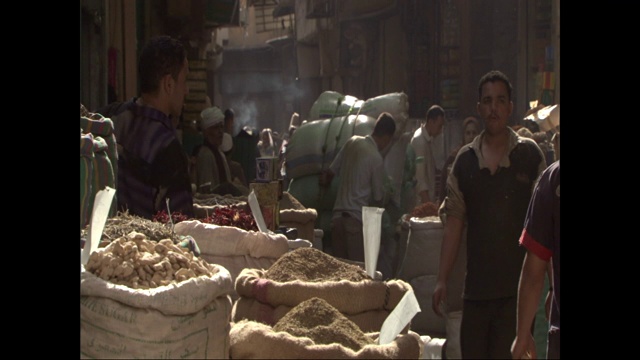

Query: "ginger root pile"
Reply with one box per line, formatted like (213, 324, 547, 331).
(85, 231, 216, 289)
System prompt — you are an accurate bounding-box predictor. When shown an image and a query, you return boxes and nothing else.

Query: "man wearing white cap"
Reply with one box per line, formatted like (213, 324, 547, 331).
(195, 106, 238, 195)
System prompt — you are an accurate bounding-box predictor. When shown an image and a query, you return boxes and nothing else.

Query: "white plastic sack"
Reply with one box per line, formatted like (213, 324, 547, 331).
(308, 91, 364, 120)
(397, 216, 444, 280)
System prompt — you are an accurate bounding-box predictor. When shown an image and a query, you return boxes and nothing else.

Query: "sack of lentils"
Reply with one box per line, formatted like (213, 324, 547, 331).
(229, 297, 423, 358)
(232, 247, 414, 333)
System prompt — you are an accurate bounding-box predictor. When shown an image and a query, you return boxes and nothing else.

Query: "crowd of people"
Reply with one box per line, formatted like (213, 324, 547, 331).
(86, 35, 560, 359)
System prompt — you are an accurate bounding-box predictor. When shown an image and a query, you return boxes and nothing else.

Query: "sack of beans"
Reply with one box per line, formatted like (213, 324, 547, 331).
(232, 247, 413, 333)
(230, 297, 423, 359)
(80, 231, 234, 359)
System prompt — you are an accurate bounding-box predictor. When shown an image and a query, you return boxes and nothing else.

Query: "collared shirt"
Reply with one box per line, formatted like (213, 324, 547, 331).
(442, 128, 547, 221)
(330, 135, 387, 222)
(410, 126, 446, 202)
(113, 101, 194, 219)
(441, 127, 547, 300)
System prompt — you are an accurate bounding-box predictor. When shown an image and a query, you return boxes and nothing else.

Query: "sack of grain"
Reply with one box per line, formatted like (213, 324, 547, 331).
(230, 297, 423, 359)
(232, 296, 391, 333)
(232, 248, 413, 333)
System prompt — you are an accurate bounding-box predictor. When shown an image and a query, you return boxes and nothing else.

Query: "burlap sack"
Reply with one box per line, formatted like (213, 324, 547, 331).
(229, 320, 423, 359)
(202, 254, 278, 285)
(232, 297, 393, 333)
(80, 264, 234, 359)
(279, 208, 317, 241)
(234, 268, 411, 314)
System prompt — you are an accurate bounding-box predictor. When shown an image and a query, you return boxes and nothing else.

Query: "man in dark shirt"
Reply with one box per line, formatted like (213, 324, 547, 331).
(112, 35, 194, 219)
(432, 70, 546, 358)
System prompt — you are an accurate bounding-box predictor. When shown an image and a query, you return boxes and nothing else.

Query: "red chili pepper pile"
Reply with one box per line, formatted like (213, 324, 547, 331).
(152, 210, 189, 224)
(410, 202, 440, 218)
(202, 206, 258, 231)
(153, 206, 258, 232)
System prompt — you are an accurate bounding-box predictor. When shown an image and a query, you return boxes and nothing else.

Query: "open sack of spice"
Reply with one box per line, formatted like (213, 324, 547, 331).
(232, 247, 414, 333)
(173, 219, 310, 299)
(230, 297, 423, 359)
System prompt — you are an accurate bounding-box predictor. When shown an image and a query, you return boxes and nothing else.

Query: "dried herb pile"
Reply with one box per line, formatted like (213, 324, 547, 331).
(265, 247, 372, 282)
(86, 211, 182, 245)
(272, 297, 374, 351)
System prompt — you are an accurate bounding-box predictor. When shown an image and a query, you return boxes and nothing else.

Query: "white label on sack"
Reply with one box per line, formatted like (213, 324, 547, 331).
(379, 289, 421, 345)
(248, 190, 269, 233)
(81, 187, 116, 266)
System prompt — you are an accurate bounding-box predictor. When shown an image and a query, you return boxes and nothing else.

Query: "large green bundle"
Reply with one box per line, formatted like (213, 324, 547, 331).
(285, 115, 376, 180)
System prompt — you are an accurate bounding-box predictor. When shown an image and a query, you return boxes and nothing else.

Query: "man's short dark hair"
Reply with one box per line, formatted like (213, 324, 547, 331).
(138, 35, 187, 94)
(478, 70, 513, 101)
(372, 112, 396, 137)
(426, 105, 445, 122)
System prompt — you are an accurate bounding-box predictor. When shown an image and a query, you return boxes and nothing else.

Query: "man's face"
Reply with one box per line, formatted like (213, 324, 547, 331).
(477, 80, 513, 135)
(204, 122, 225, 146)
(169, 58, 190, 124)
(425, 115, 445, 137)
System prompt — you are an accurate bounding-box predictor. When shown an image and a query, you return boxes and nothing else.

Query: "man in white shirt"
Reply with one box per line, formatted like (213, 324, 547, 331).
(320, 112, 396, 262)
(409, 105, 446, 205)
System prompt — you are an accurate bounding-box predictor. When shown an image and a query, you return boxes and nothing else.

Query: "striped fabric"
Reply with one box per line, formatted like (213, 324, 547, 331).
(113, 102, 194, 219)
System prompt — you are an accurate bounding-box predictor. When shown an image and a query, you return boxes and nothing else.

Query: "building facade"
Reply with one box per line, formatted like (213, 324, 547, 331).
(80, 0, 560, 146)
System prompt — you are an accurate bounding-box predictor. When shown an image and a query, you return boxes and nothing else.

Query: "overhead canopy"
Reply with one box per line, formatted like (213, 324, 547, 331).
(525, 104, 559, 132)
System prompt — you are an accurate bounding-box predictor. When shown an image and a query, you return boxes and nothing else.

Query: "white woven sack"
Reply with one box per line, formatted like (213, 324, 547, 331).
(397, 216, 444, 280)
(410, 274, 446, 336)
(173, 220, 290, 258)
(80, 264, 234, 359)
